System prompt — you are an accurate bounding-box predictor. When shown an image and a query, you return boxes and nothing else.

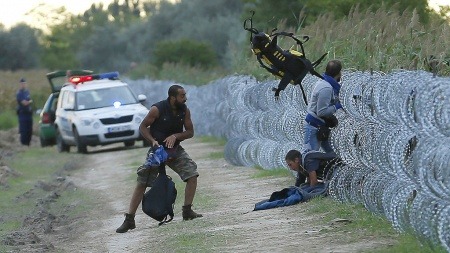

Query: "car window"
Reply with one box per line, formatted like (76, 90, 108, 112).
(58, 91, 66, 109)
(67, 92, 75, 109)
(75, 86, 138, 110)
(51, 96, 58, 112)
(61, 91, 75, 110)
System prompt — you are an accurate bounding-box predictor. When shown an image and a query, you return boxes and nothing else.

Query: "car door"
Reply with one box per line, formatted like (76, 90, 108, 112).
(57, 90, 76, 141)
(46, 70, 94, 93)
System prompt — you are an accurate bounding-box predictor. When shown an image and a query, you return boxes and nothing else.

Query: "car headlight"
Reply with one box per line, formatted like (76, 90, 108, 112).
(135, 112, 147, 124)
(80, 118, 95, 126)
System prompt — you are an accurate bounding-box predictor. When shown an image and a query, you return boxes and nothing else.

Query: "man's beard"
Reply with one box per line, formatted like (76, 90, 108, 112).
(174, 100, 186, 110)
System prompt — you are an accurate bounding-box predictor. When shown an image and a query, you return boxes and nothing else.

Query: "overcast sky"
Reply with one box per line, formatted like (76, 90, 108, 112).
(0, 0, 448, 29)
(0, 0, 115, 28)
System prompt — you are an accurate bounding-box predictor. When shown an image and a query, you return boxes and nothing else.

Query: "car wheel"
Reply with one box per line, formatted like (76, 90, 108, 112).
(124, 140, 135, 147)
(74, 127, 88, 154)
(56, 128, 70, 153)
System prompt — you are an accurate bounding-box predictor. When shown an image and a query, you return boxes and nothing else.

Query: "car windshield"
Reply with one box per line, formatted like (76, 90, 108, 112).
(76, 86, 138, 110)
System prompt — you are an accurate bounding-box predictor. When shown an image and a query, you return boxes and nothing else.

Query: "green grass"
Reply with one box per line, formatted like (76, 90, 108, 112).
(170, 174, 216, 211)
(197, 136, 227, 146)
(369, 233, 447, 253)
(0, 69, 53, 113)
(49, 188, 94, 217)
(206, 151, 224, 159)
(0, 147, 91, 245)
(306, 197, 394, 234)
(0, 110, 17, 130)
(197, 136, 226, 160)
(150, 218, 235, 253)
(252, 166, 294, 179)
(303, 197, 446, 252)
(169, 230, 227, 253)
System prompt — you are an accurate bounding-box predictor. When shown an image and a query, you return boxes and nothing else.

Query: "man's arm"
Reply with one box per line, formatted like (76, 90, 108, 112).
(139, 106, 159, 147)
(164, 108, 194, 148)
(316, 87, 336, 118)
(17, 93, 32, 106)
(295, 172, 307, 187)
(308, 171, 318, 186)
(20, 99, 32, 106)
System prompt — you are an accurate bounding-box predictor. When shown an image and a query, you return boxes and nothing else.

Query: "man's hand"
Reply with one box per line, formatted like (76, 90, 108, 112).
(273, 88, 281, 100)
(151, 140, 159, 148)
(163, 134, 177, 149)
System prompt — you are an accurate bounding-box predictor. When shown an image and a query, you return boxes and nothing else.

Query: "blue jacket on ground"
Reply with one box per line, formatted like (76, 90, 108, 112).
(253, 183, 328, 211)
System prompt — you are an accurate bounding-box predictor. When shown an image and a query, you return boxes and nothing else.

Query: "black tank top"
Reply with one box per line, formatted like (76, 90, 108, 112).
(150, 99, 186, 147)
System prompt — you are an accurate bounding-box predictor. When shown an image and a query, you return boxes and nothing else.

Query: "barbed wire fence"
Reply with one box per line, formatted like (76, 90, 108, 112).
(126, 69, 450, 251)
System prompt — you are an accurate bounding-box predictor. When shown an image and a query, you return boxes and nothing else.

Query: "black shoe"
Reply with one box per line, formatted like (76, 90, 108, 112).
(116, 213, 136, 233)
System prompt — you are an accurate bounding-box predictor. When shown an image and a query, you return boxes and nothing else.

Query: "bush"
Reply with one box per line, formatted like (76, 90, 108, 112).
(295, 6, 450, 75)
(0, 110, 18, 130)
(128, 62, 228, 86)
(153, 39, 218, 69)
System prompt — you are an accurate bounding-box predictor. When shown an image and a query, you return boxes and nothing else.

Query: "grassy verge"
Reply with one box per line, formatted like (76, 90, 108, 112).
(252, 165, 294, 179)
(303, 197, 447, 252)
(0, 147, 95, 252)
(197, 136, 226, 160)
(0, 110, 17, 130)
(0, 69, 53, 113)
(197, 136, 227, 146)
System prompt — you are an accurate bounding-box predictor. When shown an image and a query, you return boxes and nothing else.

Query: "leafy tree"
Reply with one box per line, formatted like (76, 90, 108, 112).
(242, 0, 306, 31)
(0, 24, 41, 70)
(141, 0, 244, 67)
(42, 0, 154, 70)
(77, 24, 133, 72)
(41, 20, 81, 69)
(41, 3, 110, 70)
(108, 0, 143, 26)
(153, 39, 218, 68)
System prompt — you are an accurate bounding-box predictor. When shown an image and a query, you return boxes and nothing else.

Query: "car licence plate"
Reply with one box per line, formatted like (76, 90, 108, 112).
(108, 125, 131, 133)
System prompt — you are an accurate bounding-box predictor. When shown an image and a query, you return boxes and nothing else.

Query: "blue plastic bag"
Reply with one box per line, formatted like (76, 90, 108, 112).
(144, 146, 169, 168)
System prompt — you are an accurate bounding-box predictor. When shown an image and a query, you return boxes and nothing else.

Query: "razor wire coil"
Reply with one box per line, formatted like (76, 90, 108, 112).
(126, 70, 450, 251)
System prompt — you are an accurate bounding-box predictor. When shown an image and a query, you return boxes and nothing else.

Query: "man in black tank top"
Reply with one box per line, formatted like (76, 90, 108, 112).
(116, 84, 202, 233)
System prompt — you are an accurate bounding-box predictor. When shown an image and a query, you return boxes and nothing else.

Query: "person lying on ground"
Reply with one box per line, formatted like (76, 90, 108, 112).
(285, 149, 338, 188)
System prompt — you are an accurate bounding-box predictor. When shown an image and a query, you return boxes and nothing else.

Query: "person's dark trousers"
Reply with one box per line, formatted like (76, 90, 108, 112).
(18, 114, 33, 146)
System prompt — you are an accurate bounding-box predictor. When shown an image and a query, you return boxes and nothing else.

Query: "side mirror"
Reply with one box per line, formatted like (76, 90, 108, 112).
(138, 94, 147, 102)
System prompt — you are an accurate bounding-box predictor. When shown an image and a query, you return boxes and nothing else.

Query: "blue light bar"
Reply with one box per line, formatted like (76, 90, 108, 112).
(98, 72, 119, 79)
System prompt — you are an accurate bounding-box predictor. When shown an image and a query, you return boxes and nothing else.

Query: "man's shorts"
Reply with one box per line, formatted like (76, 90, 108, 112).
(136, 145, 198, 187)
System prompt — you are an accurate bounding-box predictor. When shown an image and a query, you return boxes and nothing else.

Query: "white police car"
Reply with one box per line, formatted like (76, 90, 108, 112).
(54, 72, 149, 153)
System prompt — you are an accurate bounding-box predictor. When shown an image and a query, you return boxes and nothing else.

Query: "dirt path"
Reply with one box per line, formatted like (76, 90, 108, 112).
(50, 138, 392, 253)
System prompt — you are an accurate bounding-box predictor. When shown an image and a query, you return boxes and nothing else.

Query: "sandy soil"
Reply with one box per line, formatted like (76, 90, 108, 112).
(2, 132, 394, 252)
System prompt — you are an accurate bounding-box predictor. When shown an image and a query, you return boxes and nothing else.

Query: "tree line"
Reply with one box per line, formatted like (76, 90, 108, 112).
(0, 0, 448, 74)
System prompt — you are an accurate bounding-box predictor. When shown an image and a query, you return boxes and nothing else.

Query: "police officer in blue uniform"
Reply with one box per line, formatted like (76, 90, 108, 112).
(16, 78, 33, 146)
